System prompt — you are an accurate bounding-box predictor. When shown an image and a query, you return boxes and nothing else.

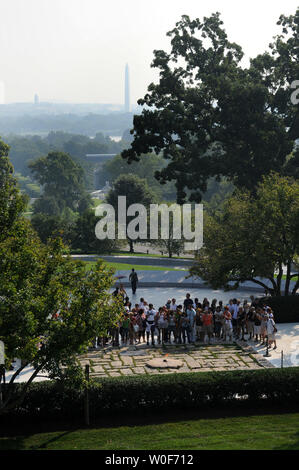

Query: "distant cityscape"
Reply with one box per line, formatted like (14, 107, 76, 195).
(0, 65, 144, 139)
(0, 64, 141, 117)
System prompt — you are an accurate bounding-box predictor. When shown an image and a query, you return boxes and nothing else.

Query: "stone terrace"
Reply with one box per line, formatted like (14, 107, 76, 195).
(79, 341, 274, 379)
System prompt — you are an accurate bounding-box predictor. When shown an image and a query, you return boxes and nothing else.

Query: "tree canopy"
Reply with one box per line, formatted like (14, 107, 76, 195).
(0, 137, 123, 414)
(0, 139, 27, 243)
(106, 174, 158, 252)
(122, 10, 299, 203)
(29, 151, 92, 217)
(189, 173, 299, 296)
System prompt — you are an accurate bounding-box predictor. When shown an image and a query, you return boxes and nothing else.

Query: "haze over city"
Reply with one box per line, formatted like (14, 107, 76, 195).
(0, 0, 298, 106)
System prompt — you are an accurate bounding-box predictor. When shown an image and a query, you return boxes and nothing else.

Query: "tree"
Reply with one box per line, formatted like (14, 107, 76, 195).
(0, 138, 27, 242)
(148, 207, 185, 257)
(106, 174, 158, 253)
(0, 138, 124, 414)
(121, 11, 298, 203)
(71, 208, 122, 254)
(0, 222, 123, 415)
(97, 153, 177, 201)
(189, 173, 299, 296)
(29, 151, 91, 216)
(30, 212, 74, 245)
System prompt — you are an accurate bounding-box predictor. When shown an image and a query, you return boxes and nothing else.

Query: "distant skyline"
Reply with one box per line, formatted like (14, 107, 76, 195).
(0, 0, 298, 105)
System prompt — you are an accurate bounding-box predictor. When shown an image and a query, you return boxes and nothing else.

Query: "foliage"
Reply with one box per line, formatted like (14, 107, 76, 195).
(4, 367, 299, 420)
(0, 137, 124, 414)
(258, 296, 299, 323)
(148, 205, 186, 257)
(98, 153, 177, 201)
(189, 173, 299, 296)
(0, 114, 133, 141)
(0, 224, 123, 414)
(30, 213, 74, 245)
(122, 10, 298, 203)
(106, 173, 158, 253)
(71, 208, 122, 254)
(29, 151, 92, 217)
(5, 131, 127, 191)
(0, 138, 28, 242)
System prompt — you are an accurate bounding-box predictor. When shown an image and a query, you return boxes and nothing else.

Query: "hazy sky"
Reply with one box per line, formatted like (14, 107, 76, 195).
(0, 0, 298, 105)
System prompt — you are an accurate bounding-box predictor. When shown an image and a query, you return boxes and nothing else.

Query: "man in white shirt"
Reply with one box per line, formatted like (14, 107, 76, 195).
(169, 298, 177, 311)
(146, 304, 156, 346)
(186, 306, 196, 343)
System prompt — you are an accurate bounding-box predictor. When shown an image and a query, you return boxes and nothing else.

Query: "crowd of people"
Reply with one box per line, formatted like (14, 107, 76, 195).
(96, 288, 278, 350)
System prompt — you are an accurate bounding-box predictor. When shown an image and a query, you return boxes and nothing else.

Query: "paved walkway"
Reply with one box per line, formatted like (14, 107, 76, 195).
(78, 341, 273, 379)
(5, 324, 298, 384)
(244, 322, 299, 368)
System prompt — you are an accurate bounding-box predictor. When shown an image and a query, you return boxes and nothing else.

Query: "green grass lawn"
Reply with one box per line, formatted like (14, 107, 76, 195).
(109, 251, 190, 260)
(84, 261, 187, 272)
(1, 413, 298, 450)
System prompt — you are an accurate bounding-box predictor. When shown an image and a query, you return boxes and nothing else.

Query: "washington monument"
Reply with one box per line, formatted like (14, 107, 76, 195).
(125, 63, 130, 113)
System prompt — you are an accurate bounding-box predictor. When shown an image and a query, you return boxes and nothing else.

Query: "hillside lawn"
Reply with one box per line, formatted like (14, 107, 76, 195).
(1, 412, 298, 450)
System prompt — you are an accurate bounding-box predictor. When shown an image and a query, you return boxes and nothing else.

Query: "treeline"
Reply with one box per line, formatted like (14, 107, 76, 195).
(5, 131, 129, 191)
(0, 112, 134, 136)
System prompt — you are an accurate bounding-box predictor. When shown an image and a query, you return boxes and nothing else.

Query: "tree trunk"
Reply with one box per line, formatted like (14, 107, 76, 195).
(292, 279, 299, 296)
(129, 239, 134, 253)
(275, 263, 283, 296)
(284, 261, 291, 296)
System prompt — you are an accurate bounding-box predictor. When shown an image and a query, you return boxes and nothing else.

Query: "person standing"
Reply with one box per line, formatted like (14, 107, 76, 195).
(169, 298, 177, 311)
(181, 312, 191, 344)
(195, 308, 203, 342)
(129, 268, 138, 295)
(167, 309, 176, 344)
(202, 308, 214, 344)
(146, 304, 156, 346)
(231, 298, 239, 337)
(183, 293, 193, 312)
(247, 307, 255, 340)
(186, 305, 196, 343)
(253, 309, 262, 342)
(266, 312, 277, 349)
(214, 306, 223, 340)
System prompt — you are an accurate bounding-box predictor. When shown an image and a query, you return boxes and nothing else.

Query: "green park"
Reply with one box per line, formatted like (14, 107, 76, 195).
(0, 4, 299, 453)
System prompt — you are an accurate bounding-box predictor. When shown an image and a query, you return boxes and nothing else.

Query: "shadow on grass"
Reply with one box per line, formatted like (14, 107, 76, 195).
(0, 430, 77, 450)
(0, 436, 27, 450)
(1, 404, 299, 444)
(29, 430, 75, 450)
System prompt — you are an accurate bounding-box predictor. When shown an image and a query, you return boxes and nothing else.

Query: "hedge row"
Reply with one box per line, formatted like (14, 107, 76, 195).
(259, 295, 299, 323)
(4, 367, 299, 421)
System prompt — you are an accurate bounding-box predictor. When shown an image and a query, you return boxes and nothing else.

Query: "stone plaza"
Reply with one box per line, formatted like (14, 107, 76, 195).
(79, 341, 274, 379)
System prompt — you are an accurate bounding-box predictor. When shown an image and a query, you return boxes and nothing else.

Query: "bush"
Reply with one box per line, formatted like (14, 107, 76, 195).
(259, 296, 299, 323)
(3, 368, 299, 422)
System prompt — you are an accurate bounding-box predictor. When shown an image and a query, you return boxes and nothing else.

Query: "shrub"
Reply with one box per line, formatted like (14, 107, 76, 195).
(3, 368, 299, 422)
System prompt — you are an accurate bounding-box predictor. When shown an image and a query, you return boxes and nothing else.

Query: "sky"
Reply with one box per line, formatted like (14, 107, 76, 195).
(0, 0, 298, 105)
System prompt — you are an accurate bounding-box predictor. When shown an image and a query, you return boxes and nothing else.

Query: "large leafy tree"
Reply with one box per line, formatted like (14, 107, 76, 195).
(122, 10, 298, 203)
(106, 173, 158, 253)
(0, 225, 123, 414)
(189, 173, 299, 296)
(29, 151, 92, 216)
(0, 139, 123, 414)
(97, 153, 177, 201)
(0, 139, 27, 242)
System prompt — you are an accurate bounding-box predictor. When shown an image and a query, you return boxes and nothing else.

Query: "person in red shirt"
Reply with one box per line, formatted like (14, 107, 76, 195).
(202, 308, 213, 344)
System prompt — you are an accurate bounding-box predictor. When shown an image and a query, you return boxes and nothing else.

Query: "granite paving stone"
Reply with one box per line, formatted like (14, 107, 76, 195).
(78, 342, 270, 378)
